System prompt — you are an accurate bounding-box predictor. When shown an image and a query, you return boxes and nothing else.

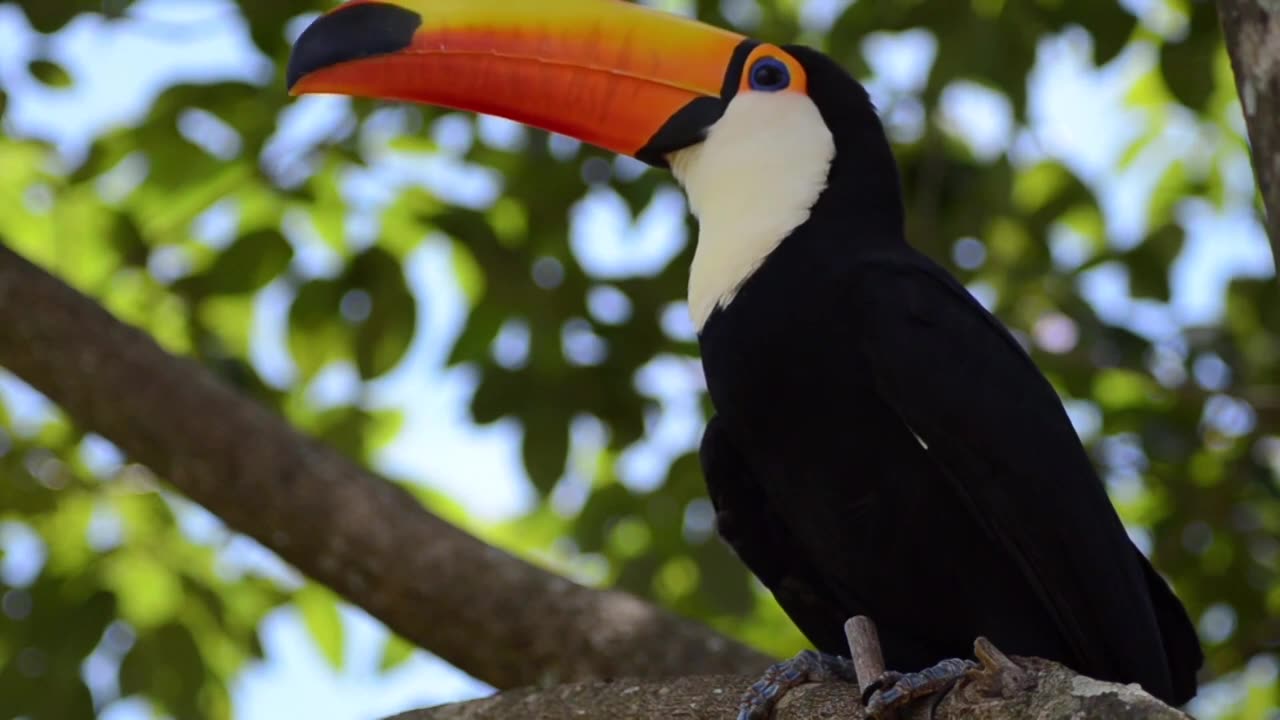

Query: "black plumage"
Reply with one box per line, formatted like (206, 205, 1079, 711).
(698, 46, 1202, 707)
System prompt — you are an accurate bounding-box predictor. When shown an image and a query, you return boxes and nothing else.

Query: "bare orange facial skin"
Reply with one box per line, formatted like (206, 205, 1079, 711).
(288, 0, 750, 159)
(736, 44, 809, 96)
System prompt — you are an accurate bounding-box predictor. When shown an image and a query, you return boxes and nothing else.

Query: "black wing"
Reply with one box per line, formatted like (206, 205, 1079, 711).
(844, 252, 1200, 704)
(700, 414, 852, 656)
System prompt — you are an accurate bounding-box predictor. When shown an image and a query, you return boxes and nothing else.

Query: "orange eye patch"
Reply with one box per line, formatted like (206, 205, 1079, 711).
(738, 45, 807, 95)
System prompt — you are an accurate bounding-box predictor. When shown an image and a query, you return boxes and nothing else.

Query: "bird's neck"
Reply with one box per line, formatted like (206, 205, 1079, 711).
(809, 138, 907, 248)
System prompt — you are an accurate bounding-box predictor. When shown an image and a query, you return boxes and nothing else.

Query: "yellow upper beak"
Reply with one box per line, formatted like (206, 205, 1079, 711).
(287, 0, 751, 165)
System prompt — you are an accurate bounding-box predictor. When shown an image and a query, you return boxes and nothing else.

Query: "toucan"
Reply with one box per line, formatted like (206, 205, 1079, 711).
(286, 1, 1204, 716)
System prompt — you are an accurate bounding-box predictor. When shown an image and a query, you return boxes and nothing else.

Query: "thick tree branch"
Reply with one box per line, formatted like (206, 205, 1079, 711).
(1217, 0, 1280, 253)
(388, 661, 1190, 720)
(0, 242, 772, 688)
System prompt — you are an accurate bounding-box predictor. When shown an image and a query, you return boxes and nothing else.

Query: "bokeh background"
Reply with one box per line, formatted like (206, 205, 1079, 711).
(0, 0, 1277, 718)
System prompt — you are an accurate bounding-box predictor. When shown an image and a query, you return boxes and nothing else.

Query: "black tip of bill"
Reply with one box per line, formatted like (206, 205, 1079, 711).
(286, 2, 423, 91)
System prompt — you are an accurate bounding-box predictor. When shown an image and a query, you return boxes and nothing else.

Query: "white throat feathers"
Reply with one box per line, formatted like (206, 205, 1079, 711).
(668, 91, 835, 331)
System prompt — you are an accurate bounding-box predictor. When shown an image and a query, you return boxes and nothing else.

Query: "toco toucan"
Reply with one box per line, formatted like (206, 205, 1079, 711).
(287, 1, 1204, 716)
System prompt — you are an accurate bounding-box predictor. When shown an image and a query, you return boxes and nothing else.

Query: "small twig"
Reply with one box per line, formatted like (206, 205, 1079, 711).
(845, 616, 899, 720)
(845, 616, 887, 689)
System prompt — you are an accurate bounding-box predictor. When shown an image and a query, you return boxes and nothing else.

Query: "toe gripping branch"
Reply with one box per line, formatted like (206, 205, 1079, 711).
(735, 615, 1033, 720)
(736, 649, 857, 720)
(862, 658, 976, 717)
(863, 634, 1035, 719)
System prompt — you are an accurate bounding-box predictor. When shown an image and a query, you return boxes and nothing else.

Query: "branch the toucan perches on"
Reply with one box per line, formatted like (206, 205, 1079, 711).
(287, 2, 1204, 716)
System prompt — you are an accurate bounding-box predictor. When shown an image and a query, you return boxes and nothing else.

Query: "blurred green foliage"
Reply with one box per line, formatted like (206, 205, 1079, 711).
(0, 0, 1277, 718)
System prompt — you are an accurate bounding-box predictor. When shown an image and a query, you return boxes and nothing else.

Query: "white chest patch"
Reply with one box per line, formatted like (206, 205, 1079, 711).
(668, 92, 835, 331)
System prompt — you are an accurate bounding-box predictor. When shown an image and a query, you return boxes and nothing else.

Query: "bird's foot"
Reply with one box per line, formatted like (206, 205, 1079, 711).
(862, 658, 975, 718)
(862, 638, 1035, 718)
(736, 649, 857, 720)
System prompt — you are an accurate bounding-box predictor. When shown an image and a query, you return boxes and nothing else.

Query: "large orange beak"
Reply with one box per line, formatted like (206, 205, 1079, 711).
(287, 0, 751, 165)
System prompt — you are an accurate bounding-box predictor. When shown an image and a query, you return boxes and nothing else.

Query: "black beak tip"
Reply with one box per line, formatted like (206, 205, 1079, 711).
(286, 2, 423, 91)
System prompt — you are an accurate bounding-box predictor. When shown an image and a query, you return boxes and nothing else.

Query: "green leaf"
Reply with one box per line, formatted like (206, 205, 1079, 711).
(307, 159, 349, 252)
(0, 578, 110, 719)
(522, 409, 569, 494)
(1092, 369, 1154, 411)
(18, 1, 132, 32)
(1158, 1, 1220, 110)
(27, 59, 72, 88)
(346, 248, 417, 379)
(295, 585, 345, 670)
(35, 493, 95, 574)
(1148, 160, 1187, 227)
(0, 460, 58, 515)
(288, 279, 349, 380)
(378, 634, 417, 672)
(104, 551, 184, 628)
(119, 623, 208, 719)
(367, 408, 407, 453)
(1125, 223, 1183, 301)
(182, 229, 293, 297)
(1125, 67, 1171, 110)
(199, 294, 257, 356)
(1012, 161, 1069, 213)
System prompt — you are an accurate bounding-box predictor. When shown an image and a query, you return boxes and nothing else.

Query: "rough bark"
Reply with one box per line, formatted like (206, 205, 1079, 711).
(1217, 0, 1280, 252)
(388, 661, 1190, 720)
(0, 241, 772, 688)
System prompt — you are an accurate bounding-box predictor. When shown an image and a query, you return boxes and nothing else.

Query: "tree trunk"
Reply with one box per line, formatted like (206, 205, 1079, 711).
(1217, 0, 1280, 253)
(388, 661, 1191, 720)
(0, 241, 771, 689)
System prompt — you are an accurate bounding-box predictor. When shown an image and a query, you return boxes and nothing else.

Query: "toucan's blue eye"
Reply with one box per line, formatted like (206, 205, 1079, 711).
(748, 57, 790, 92)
